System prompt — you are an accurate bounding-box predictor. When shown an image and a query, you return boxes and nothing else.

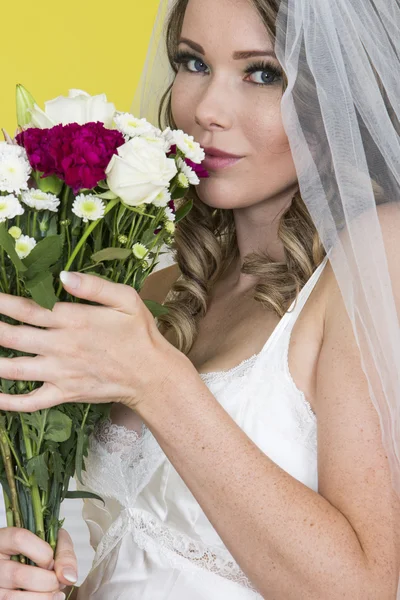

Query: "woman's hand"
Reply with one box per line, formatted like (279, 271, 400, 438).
(0, 527, 77, 598)
(0, 272, 186, 413)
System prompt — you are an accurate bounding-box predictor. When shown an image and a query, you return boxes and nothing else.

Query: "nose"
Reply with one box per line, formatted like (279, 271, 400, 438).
(194, 76, 234, 132)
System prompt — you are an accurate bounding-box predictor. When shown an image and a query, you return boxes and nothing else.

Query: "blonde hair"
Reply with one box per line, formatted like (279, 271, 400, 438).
(156, 0, 325, 355)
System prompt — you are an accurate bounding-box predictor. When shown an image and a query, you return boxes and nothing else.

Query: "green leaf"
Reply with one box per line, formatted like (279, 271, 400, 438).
(24, 235, 63, 279)
(26, 453, 49, 491)
(175, 199, 193, 223)
(96, 191, 119, 200)
(65, 490, 105, 505)
(24, 272, 58, 310)
(91, 247, 132, 262)
(171, 186, 189, 200)
(75, 429, 85, 485)
(143, 299, 170, 317)
(44, 410, 72, 443)
(0, 223, 27, 272)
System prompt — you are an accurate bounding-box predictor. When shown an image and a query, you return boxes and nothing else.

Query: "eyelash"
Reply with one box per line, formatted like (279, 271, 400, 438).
(172, 51, 283, 87)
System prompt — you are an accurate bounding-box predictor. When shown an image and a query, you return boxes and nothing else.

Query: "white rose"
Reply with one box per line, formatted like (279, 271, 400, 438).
(105, 137, 177, 207)
(28, 89, 116, 129)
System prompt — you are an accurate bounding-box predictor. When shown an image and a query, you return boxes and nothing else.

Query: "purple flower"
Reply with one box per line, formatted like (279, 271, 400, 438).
(16, 122, 125, 193)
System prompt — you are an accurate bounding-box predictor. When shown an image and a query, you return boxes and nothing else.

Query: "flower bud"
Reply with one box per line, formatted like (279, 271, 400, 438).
(118, 235, 128, 245)
(8, 226, 22, 240)
(164, 221, 175, 235)
(132, 243, 148, 260)
(16, 84, 36, 128)
(177, 173, 189, 189)
(16, 381, 26, 392)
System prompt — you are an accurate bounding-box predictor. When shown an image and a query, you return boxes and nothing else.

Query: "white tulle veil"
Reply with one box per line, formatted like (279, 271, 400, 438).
(132, 0, 400, 594)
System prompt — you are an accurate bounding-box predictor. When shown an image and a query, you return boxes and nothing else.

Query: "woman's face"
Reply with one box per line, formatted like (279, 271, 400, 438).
(171, 0, 299, 211)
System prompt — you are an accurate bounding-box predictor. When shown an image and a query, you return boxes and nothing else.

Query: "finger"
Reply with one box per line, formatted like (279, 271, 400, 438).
(0, 293, 59, 328)
(60, 271, 139, 314)
(0, 560, 59, 593)
(54, 529, 78, 587)
(0, 528, 54, 568)
(0, 590, 66, 600)
(0, 321, 52, 354)
(0, 382, 64, 412)
(0, 356, 54, 383)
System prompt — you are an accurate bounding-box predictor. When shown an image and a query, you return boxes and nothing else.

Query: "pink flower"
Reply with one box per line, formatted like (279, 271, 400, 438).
(167, 145, 209, 179)
(16, 122, 125, 193)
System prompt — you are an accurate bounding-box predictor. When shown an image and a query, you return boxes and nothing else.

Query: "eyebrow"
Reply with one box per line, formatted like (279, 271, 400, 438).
(178, 38, 277, 60)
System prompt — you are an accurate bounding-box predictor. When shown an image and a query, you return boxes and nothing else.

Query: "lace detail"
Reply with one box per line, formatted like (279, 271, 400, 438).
(198, 353, 259, 385)
(81, 418, 166, 507)
(93, 507, 260, 595)
(93, 418, 146, 461)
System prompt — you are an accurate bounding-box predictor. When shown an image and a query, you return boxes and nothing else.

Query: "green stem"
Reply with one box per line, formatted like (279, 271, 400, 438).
(56, 198, 120, 296)
(0, 248, 9, 293)
(32, 212, 38, 239)
(0, 425, 22, 529)
(20, 414, 45, 541)
(2, 489, 21, 562)
(37, 408, 49, 456)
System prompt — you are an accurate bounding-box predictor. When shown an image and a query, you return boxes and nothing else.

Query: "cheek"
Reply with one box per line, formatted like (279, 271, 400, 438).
(171, 75, 196, 131)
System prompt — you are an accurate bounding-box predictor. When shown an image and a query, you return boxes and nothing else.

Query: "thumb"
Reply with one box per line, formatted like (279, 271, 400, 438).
(54, 528, 78, 586)
(59, 270, 139, 313)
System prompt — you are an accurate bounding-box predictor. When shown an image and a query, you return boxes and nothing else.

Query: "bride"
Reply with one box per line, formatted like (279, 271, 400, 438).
(1, 0, 400, 598)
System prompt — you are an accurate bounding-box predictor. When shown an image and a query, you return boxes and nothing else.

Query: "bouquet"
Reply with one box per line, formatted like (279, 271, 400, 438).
(0, 86, 207, 563)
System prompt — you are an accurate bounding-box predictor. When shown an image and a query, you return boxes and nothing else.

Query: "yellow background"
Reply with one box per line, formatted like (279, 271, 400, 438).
(1, 1, 160, 136)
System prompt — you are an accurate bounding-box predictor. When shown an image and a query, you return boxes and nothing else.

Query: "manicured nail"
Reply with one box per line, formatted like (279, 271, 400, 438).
(53, 593, 66, 600)
(60, 271, 81, 289)
(62, 568, 78, 583)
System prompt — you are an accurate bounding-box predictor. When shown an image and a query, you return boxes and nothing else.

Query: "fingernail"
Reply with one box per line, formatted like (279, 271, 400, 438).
(53, 594, 66, 600)
(60, 271, 81, 289)
(63, 568, 78, 583)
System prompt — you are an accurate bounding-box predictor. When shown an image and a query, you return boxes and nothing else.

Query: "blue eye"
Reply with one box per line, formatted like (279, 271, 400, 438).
(187, 58, 209, 73)
(249, 70, 276, 85)
(244, 61, 283, 86)
(174, 51, 209, 75)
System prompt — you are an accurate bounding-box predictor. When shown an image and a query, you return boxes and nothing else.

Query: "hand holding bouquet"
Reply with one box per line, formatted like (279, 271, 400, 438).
(0, 86, 207, 562)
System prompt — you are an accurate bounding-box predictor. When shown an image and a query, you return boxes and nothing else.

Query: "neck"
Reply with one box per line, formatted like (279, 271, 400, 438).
(223, 189, 297, 291)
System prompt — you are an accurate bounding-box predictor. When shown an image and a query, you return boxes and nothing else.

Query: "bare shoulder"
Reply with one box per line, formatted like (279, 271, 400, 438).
(139, 263, 181, 304)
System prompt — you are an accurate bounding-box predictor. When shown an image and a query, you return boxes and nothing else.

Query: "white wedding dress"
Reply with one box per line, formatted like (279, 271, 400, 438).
(77, 256, 328, 599)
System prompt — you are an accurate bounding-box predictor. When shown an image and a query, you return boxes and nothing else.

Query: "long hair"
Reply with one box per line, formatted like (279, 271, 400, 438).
(156, 0, 325, 355)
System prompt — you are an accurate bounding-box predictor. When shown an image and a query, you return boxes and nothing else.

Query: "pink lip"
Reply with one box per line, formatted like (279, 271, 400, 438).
(202, 147, 243, 171)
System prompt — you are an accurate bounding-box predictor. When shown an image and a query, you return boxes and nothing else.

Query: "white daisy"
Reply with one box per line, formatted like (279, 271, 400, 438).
(72, 194, 105, 223)
(177, 172, 189, 189)
(169, 130, 205, 163)
(0, 142, 31, 194)
(176, 157, 200, 185)
(0, 194, 25, 222)
(152, 188, 171, 208)
(164, 206, 176, 222)
(15, 234, 36, 259)
(132, 243, 149, 260)
(140, 130, 171, 152)
(113, 113, 155, 138)
(21, 190, 60, 212)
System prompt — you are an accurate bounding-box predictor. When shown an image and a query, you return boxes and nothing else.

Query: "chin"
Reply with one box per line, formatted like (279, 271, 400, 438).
(195, 178, 248, 210)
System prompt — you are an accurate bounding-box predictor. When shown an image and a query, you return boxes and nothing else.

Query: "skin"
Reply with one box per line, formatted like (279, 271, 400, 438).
(0, 0, 399, 598)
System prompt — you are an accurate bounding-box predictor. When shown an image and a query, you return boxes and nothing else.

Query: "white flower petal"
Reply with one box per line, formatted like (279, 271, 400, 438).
(72, 194, 106, 222)
(15, 234, 36, 259)
(21, 190, 60, 212)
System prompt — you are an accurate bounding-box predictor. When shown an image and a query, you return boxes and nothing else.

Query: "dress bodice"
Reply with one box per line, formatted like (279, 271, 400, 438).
(77, 257, 328, 600)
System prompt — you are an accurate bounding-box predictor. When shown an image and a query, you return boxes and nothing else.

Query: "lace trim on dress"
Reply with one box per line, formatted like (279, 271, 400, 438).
(198, 353, 259, 385)
(92, 506, 261, 595)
